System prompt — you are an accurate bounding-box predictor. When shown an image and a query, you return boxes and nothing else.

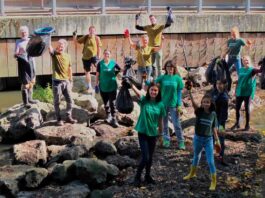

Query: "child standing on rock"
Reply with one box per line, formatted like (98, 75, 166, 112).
(131, 82, 166, 187)
(183, 90, 221, 191)
(49, 39, 77, 126)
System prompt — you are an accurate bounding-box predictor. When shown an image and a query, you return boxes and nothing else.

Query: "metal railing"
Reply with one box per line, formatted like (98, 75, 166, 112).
(0, 0, 264, 16)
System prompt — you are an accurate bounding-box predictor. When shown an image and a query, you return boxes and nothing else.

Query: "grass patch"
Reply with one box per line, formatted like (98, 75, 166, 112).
(33, 83, 53, 104)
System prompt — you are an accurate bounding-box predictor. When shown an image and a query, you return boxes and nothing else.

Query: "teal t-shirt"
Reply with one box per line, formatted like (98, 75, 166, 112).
(195, 109, 218, 137)
(156, 74, 184, 107)
(236, 67, 256, 97)
(227, 38, 246, 58)
(135, 96, 166, 137)
(98, 59, 118, 92)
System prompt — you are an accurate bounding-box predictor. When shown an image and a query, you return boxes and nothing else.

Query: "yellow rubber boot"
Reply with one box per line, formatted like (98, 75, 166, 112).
(183, 166, 197, 180)
(209, 173, 217, 191)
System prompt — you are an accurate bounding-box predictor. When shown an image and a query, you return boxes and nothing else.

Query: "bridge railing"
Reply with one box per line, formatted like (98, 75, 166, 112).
(0, 0, 264, 16)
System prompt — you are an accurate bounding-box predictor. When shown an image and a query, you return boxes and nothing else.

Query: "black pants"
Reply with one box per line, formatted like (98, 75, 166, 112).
(100, 90, 117, 117)
(136, 133, 157, 177)
(17, 56, 35, 85)
(235, 96, 251, 127)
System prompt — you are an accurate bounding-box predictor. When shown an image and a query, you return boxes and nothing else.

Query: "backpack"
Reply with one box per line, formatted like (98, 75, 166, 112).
(205, 57, 229, 84)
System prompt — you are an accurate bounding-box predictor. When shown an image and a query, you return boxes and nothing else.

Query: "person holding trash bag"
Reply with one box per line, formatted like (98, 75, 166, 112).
(183, 88, 221, 191)
(131, 82, 166, 187)
(231, 55, 263, 131)
(95, 49, 121, 128)
(48, 39, 77, 126)
(135, 9, 172, 79)
(155, 60, 185, 150)
(14, 26, 38, 108)
(73, 25, 102, 93)
(126, 32, 163, 88)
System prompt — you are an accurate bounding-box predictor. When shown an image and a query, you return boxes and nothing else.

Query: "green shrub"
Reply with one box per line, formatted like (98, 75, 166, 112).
(33, 83, 53, 104)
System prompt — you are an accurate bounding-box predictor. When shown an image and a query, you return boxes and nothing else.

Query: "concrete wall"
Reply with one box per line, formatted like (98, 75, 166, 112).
(0, 13, 265, 38)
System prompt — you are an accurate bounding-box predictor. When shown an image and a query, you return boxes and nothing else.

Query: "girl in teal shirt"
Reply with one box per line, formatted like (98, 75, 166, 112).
(131, 82, 166, 187)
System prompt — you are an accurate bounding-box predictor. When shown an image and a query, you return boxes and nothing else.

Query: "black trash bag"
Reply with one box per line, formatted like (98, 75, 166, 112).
(258, 56, 265, 89)
(205, 57, 229, 85)
(26, 35, 49, 57)
(116, 85, 134, 114)
(123, 56, 142, 90)
(166, 6, 174, 24)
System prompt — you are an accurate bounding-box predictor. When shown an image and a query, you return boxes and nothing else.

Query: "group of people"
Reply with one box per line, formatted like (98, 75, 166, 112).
(15, 12, 264, 191)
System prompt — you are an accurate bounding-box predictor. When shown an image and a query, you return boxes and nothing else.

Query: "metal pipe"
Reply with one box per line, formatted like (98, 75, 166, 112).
(52, 0, 56, 16)
(246, 0, 250, 13)
(197, 0, 203, 13)
(102, 0, 106, 14)
(0, 0, 5, 16)
(147, 0, 151, 14)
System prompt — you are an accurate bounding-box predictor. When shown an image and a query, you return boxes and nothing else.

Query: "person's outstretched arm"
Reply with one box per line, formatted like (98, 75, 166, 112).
(189, 90, 199, 111)
(131, 84, 142, 99)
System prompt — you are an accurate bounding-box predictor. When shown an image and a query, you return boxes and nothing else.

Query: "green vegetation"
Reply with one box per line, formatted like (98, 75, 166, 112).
(33, 84, 53, 104)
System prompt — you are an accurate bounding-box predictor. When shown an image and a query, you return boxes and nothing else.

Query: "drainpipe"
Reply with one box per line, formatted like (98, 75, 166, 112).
(197, 0, 202, 14)
(52, 0, 56, 16)
(147, 0, 151, 14)
(0, 0, 5, 16)
(245, 0, 251, 13)
(101, 0, 106, 14)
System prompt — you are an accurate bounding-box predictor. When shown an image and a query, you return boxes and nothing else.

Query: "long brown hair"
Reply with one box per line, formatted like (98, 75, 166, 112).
(164, 60, 179, 75)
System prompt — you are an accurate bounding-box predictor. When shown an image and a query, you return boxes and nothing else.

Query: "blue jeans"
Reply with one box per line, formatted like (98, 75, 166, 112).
(137, 133, 157, 176)
(137, 66, 152, 85)
(163, 107, 184, 142)
(192, 134, 216, 174)
(227, 56, 241, 75)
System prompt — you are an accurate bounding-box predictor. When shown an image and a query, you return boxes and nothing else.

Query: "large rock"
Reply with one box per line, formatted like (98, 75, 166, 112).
(46, 145, 90, 166)
(0, 104, 43, 142)
(73, 94, 98, 112)
(17, 181, 90, 198)
(94, 140, 117, 157)
(47, 145, 67, 159)
(114, 136, 141, 158)
(105, 154, 137, 169)
(46, 104, 92, 124)
(188, 66, 207, 87)
(0, 144, 13, 166)
(223, 131, 262, 143)
(51, 158, 119, 185)
(13, 140, 47, 166)
(0, 165, 48, 196)
(91, 122, 130, 141)
(117, 102, 140, 126)
(35, 123, 96, 148)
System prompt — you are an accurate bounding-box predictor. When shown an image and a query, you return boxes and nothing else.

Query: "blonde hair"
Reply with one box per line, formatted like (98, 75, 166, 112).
(242, 55, 252, 65)
(231, 26, 240, 39)
(19, 26, 29, 34)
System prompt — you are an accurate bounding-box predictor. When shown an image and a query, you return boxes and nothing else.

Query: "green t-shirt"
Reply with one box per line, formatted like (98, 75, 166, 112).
(155, 74, 184, 107)
(236, 67, 256, 97)
(77, 35, 102, 60)
(135, 96, 166, 137)
(143, 24, 165, 47)
(98, 59, 118, 92)
(51, 51, 71, 80)
(195, 109, 218, 137)
(227, 38, 246, 57)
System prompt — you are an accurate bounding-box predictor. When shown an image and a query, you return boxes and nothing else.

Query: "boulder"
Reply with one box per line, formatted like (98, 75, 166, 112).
(47, 145, 67, 159)
(0, 144, 13, 166)
(35, 123, 96, 148)
(46, 104, 92, 124)
(188, 67, 207, 87)
(13, 140, 47, 165)
(0, 104, 43, 142)
(114, 137, 141, 158)
(94, 140, 117, 157)
(46, 145, 90, 166)
(90, 186, 120, 198)
(0, 165, 48, 196)
(117, 102, 140, 126)
(105, 154, 137, 169)
(17, 181, 90, 198)
(91, 122, 130, 141)
(73, 94, 98, 112)
(51, 158, 119, 185)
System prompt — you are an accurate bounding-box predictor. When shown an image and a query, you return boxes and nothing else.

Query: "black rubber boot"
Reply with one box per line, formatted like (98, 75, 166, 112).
(28, 88, 38, 104)
(133, 168, 142, 187)
(22, 89, 31, 108)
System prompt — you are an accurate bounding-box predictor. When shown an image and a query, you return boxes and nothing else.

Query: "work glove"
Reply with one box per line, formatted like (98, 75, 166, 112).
(135, 13, 140, 20)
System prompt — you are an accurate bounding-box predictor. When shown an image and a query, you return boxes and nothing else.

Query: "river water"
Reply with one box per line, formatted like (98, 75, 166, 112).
(0, 91, 21, 113)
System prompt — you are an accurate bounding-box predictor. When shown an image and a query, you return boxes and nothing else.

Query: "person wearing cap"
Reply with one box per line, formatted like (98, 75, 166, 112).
(14, 26, 37, 108)
(155, 60, 185, 149)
